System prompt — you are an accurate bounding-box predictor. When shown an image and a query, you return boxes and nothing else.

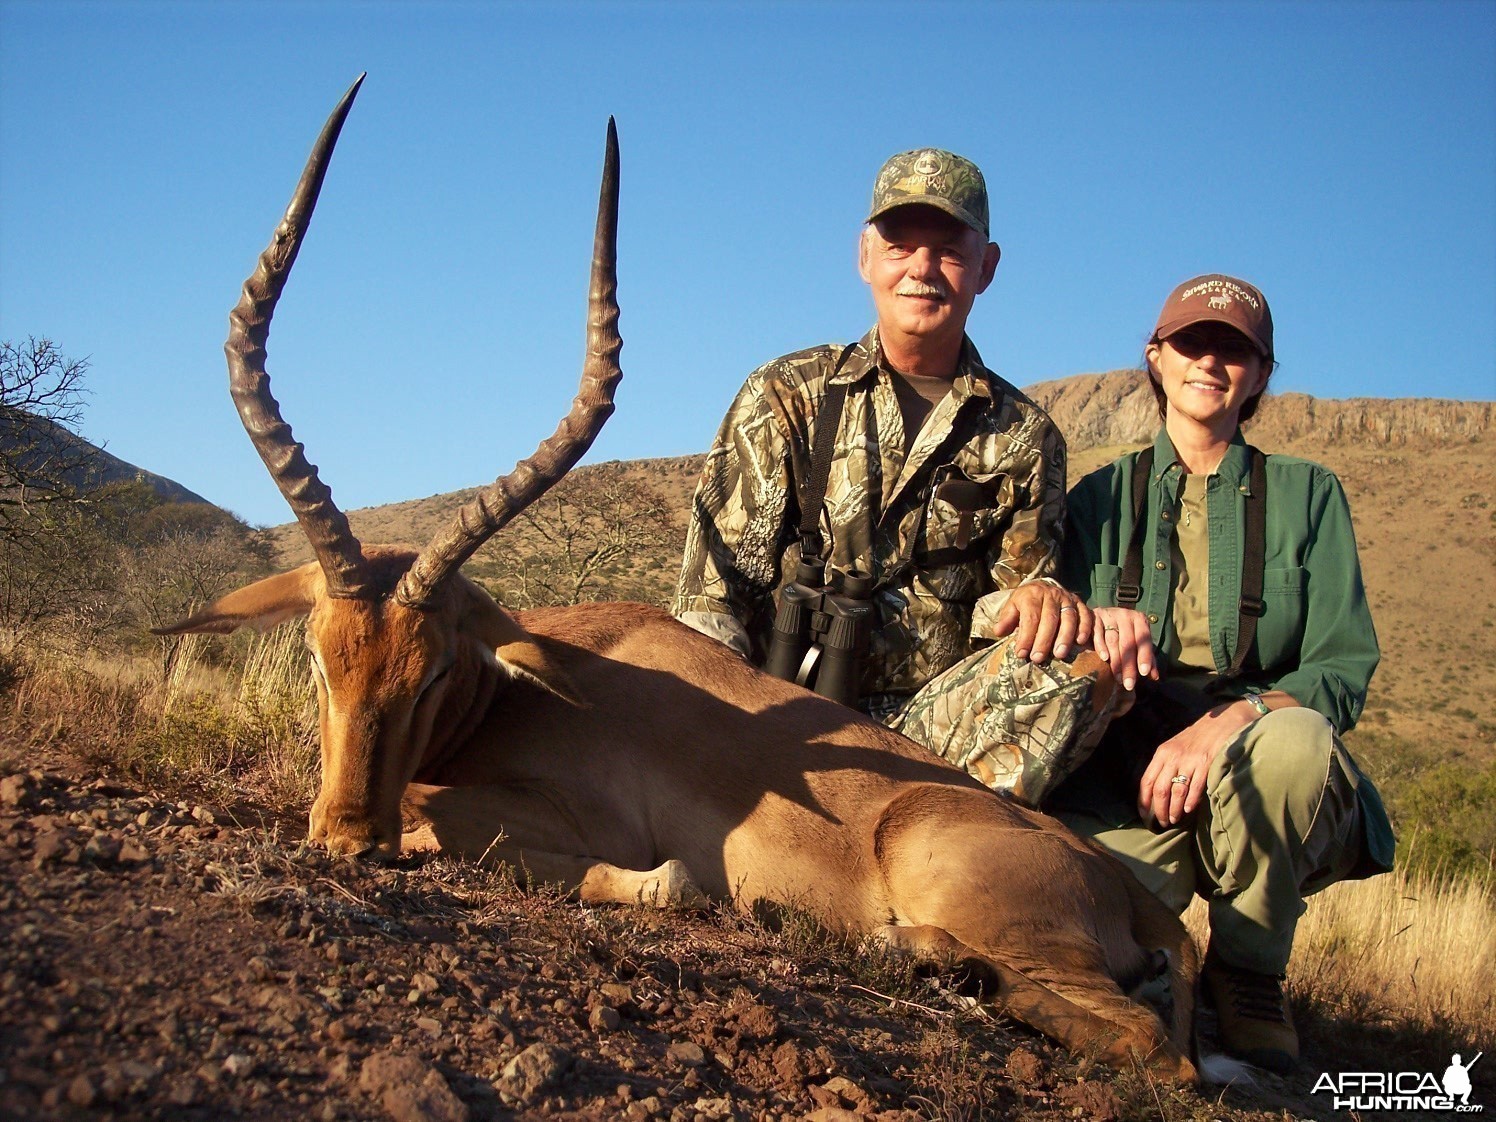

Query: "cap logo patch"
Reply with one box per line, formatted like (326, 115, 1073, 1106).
(913, 151, 944, 176)
(1208, 294, 1233, 311)
(1181, 278, 1261, 311)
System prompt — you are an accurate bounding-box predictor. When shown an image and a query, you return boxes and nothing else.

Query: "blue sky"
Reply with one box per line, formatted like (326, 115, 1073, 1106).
(3, 0, 1493, 528)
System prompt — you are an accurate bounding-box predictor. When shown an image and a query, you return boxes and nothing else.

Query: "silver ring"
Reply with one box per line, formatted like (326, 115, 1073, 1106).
(1170, 774, 1189, 786)
(1058, 605, 1076, 614)
(1103, 624, 1119, 632)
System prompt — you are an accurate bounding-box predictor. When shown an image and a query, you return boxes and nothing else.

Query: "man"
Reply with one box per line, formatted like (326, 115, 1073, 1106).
(674, 148, 1121, 804)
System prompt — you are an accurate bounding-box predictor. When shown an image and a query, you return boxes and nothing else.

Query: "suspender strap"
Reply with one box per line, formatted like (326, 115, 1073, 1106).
(797, 346, 854, 561)
(1117, 444, 1268, 676)
(1115, 448, 1153, 607)
(1223, 446, 1268, 677)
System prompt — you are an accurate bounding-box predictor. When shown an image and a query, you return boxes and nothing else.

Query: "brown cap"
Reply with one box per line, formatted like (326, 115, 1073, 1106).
(1153, 274, 1273, 358)
(866, 148, 989, 237)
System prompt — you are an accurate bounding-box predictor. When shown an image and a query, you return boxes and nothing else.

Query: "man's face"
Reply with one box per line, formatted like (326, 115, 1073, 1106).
(858, 206, 999, 356)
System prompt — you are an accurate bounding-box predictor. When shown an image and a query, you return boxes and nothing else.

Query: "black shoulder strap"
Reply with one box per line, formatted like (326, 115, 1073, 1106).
(798, 346, 855, 561)
(1222, 445, 1268, 677)
(1118, 444, 1268, 676)
(1116, 447, 1153, 607)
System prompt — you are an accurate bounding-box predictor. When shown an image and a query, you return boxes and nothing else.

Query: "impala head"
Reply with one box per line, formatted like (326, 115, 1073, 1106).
(157, 76, 620, 859)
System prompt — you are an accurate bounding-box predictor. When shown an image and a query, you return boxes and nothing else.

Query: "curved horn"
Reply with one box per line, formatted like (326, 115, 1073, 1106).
(395, 118, 622, 610)
(226, 74, 375, 600)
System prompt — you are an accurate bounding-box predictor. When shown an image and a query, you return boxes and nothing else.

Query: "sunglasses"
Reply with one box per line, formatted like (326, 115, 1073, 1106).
(1161, 326, 1261, 362)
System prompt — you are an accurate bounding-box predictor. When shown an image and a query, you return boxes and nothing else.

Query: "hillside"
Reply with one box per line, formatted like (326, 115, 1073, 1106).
(2, 410, 210, 506)
(264, 375, 1496, 798)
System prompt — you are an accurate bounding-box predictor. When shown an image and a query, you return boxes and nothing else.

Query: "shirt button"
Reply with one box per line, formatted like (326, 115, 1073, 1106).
(1148, 613, 1159, 623)
(1155, 560, 1166, 570)
(1161, 510, 1172, 522)
(1239, 484, 1250, 494)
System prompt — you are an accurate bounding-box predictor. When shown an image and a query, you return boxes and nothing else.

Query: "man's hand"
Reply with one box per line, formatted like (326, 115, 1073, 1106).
(1090, 606, 1158, 693)
(990, 582, 1094, 663)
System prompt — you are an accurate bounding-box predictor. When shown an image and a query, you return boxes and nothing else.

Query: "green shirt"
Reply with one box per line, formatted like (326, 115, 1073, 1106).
(1061, 428, 1379, 732)
(1060, 428, 1393, 875)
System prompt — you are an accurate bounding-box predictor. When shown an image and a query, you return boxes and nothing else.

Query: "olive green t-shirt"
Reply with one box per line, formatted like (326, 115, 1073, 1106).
(1165, 473, 1213, 671)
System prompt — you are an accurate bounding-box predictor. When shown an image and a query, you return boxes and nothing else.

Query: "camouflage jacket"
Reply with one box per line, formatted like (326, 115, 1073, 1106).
(673, 326, 1069, 703)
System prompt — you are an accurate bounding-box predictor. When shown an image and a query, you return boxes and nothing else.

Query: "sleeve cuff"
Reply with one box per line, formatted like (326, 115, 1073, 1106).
(675, 611, 753, 660)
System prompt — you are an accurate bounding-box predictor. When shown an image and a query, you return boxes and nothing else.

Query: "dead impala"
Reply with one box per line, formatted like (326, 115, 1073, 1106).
(160, 77, 1199, 1081)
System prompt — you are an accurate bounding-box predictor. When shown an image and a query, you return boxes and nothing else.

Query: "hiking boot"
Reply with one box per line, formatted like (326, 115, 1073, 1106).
(1202, 951, 1299, 1074)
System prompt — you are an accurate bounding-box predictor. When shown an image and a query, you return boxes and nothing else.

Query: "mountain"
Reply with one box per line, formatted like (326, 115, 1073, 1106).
(1025, 369, 1494, 451)
(2, 411, 211, 506)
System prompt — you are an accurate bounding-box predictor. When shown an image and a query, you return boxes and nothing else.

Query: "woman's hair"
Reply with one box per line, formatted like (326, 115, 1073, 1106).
(1141, 337, 1279, 424)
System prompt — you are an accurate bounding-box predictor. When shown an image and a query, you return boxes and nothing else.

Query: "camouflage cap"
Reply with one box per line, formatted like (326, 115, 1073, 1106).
(866, 148, 990, 237)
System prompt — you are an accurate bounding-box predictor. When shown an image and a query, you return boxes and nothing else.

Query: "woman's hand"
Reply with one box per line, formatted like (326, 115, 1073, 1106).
(1090, 607, 1158, 694)
(1137, 699, 1261, 827)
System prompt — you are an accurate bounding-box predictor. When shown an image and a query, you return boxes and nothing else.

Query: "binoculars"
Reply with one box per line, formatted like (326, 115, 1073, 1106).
(762, 559, 874, 708)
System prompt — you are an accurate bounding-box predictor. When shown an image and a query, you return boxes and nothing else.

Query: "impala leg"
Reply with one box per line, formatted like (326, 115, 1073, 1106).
(399, 783, 708, 909)
(871, 924, 1194, 1083)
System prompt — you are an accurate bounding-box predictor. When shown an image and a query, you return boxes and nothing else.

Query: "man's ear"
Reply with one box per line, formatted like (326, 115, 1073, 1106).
(977, 241, 1001, 292)
(857, 225, 875, 284)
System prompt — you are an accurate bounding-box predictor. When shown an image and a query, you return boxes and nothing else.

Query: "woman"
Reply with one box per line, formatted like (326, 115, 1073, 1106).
(1053, 274, 1394, 1074)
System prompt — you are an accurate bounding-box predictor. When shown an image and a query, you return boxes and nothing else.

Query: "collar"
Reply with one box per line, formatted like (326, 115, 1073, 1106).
(837, 327, 995, 402)
(1151, 426, 1253, 487)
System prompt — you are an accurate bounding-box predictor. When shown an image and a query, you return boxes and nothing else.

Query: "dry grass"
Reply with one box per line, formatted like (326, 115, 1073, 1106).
(1183, 854, 1496, 1055)
(1, 623, 316, 809)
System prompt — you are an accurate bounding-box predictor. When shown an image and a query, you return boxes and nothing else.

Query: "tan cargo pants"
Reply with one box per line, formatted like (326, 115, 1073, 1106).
(1053, 707, 1366, 975)
(883, 636, 1117, 807)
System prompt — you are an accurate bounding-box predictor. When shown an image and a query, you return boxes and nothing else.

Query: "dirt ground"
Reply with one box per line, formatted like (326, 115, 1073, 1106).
(1, 743, 1351, 1122)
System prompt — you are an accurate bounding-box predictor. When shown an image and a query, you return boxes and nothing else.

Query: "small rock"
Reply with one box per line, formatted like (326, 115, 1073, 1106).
(496, 1043, 572, 1104)
(821, 1075, 875, 1112)
(167, 1077, 202, 1106)
(118, 839, 151, 864)
(66, 1074, 98, 1107)
(386, 1074, 470, 1122)
(360, 1051, 430, 1097)
(589, 1005, 622, 1032)
(1005, 1046, 1044, 1085)
(0, 774, 34, 808)
(1055, 1080, 1122, 1122)
(692, 1095, 734, 1119)
(411, 972, 440, 995)
(599, 982, 633, 1007)
(32, 829, 73, 865)
(84, 833, 122, 864)
(222, 1054, 256, 1078)
(668, 1041, 706, 1067)
(416, 1016, 442, 1037)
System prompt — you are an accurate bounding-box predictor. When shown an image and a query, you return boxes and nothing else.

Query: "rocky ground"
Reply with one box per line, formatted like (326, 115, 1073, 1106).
(0, 748, 1313, 1122)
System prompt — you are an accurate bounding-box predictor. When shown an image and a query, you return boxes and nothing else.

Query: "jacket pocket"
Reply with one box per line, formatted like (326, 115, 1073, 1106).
(1254, 565, 1307, 665)
(916, 467, 1014, 569)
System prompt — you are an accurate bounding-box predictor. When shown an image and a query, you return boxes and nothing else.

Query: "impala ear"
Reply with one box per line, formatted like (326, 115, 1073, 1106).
(458, 589, 585, 707)
(152, 564, 322, 636)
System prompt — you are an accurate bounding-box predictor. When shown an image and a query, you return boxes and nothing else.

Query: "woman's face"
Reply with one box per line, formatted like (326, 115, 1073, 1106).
(1146, 323, 1269, 432)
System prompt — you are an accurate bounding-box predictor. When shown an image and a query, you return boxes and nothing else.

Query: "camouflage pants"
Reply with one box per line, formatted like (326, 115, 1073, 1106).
(883, 638, 1117, 806)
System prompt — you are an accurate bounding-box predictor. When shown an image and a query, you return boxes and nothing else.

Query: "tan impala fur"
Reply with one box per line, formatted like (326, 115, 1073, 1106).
(160, 78, 1198, 1083)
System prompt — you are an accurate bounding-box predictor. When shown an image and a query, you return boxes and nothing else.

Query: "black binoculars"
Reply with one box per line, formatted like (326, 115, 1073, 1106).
(762, 559, 874, 708)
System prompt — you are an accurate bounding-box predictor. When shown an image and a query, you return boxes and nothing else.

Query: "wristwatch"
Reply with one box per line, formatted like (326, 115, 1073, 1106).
(1244, 691, 1271, 718)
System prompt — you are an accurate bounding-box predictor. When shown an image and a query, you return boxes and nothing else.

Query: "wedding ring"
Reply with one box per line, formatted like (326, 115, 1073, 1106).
(1103, 624, 1119, 632)
(1170, 774, 1189, 786)
(1059, 605, 1076, 614)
